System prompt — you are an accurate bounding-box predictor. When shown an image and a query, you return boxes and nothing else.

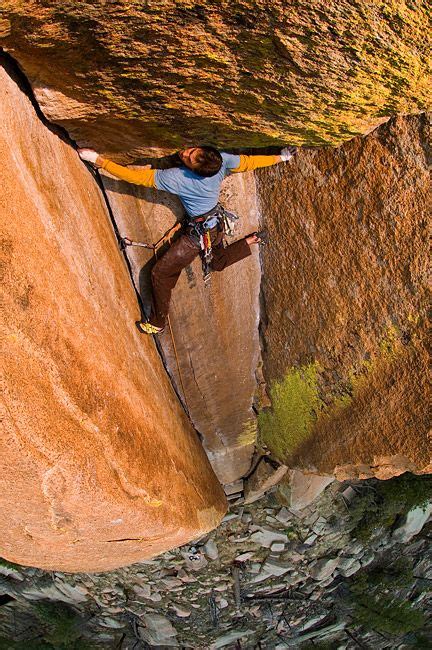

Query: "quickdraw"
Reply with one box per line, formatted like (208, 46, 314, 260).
(119, 222, 182, 253)
(120, 237, 154, 251)
(200, 229, 213, 286)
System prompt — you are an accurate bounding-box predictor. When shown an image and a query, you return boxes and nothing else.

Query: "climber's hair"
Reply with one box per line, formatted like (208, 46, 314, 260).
(193, 146, 223, 177)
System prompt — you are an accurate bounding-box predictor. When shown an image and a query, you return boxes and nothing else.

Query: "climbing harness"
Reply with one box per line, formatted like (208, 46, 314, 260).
(187, 204, 240, 287)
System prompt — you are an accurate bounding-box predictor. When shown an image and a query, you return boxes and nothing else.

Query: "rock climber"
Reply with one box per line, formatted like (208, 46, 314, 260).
(78, 145, 297, 334)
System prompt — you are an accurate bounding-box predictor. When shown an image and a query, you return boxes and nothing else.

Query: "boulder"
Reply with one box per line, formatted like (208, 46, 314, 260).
(336, 556, 361, 578)
(309, 557, 339, 581)
(261, 559, 291, 577)
(212, 630, 254, 649)
(289, 471, 334, 511)
(392, 503, 432, 543)
(244, 458, 289, 504)
(139, 613, 178, 646)
(171, 603, 191, 618)
(204, 540, 219, 561)
(250, 528, 288, 548)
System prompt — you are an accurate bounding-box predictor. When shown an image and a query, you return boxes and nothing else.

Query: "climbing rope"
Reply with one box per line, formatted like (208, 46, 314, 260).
(121, 222, 189, 414)
(154, 236, 189, 415)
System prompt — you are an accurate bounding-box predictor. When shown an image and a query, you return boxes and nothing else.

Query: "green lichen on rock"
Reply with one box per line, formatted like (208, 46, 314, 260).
(1, 1, 430, 154)
(239, 418, 258, 447)
(260, 322, 423, 465)
(259, 363, 323, 460)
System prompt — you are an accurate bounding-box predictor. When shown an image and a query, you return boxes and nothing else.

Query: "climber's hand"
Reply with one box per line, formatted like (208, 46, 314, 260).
(78, 148, 99, 164)
(280, 146, 297, 162)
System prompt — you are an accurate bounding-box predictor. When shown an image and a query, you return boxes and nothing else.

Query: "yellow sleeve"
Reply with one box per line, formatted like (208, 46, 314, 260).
(229, 154, 280, 173)
(98, 157, 156, 188)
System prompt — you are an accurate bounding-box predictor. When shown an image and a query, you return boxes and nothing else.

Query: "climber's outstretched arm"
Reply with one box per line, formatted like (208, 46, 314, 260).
(229, 146, 296, 174)
(97, 157, 156, 187)
(78, 148, 156, 187)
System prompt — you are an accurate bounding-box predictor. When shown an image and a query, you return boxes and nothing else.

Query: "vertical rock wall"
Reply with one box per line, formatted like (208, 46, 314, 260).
(102, 171, 262, 484)
(0, 59, 226, 573)
(257, 114, 431, 479)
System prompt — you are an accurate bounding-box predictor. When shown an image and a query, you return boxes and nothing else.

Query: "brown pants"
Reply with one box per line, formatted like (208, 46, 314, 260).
(149, 229, 251, 328)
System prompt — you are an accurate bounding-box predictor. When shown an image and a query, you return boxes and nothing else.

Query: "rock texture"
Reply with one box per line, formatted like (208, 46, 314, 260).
(1, 1, 431, 156)
(257, 114, 431, 479)
(101, 169, 261, 484)
(0, 57, 226, 573)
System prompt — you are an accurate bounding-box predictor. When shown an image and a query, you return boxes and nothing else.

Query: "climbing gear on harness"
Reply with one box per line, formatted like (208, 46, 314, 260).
(136, 321, 165, 335)
(187, 204, 240, 286)
(221, 207, 239, 238)
(200, 230, 213, 286)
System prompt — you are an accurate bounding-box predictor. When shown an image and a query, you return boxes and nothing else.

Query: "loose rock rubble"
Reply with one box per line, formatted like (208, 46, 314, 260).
(0, 479, 430, 648)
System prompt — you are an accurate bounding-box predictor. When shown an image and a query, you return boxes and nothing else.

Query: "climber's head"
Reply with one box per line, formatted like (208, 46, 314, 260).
(178, 146, 222, 177)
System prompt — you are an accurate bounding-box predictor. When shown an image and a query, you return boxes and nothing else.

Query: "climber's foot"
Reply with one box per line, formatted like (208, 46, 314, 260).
(136, 321, 164, 335)
(246, 230, 268, 245)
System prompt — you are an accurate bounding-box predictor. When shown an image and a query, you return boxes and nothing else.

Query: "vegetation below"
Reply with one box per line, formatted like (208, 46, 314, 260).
(348, 559, 427, 637)
(0, 601, 95, 650)
(347, 472, 432, 541)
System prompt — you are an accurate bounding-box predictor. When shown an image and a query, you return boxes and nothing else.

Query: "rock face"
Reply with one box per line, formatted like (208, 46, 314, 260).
(0, 58, 226, 573)
(101, 169, 261, 484)
(257, 114, 431, 479)
(1, 2, 430, 155)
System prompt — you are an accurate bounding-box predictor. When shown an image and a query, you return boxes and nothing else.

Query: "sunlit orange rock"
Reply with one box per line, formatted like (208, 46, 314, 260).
(1, 2, 430, 155)
(0, 59, 226, 573)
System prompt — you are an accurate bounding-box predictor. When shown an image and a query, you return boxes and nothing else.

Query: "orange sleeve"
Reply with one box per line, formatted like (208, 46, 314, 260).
(97, 157, 156, 187)
(229, 154, 280, 173)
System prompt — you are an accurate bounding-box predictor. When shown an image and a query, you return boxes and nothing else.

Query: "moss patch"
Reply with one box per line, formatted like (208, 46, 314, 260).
(258, 363, 322, 460)
(260, 322, 421, 465)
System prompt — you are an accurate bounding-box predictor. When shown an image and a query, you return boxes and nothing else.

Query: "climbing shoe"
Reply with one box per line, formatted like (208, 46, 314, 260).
(254, 230, 269, 245)
(136, 321, 164, 335)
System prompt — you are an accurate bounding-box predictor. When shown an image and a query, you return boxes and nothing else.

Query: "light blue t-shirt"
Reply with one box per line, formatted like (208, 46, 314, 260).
(154, 152, 241, 217)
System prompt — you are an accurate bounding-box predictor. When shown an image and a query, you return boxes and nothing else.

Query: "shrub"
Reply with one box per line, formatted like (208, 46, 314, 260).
(32, 601, 95, 649)
(349, 472, 431, 540)
(349, 560, 425, 636)
(351, 593, 425, 635)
